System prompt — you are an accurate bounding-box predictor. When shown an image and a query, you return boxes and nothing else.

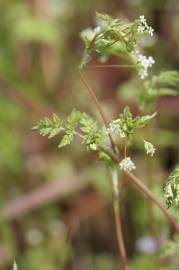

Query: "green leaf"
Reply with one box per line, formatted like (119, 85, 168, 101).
(80, 113, 105, 150)
(139, 70, 179, 109)
(58, 109, 81, 148)
(133, 112, 157, 128)
(95, 11, 113, 22)
(108, 107, 157, 138)
(79, 13, 153, 71)
(154, 70, 179, 86)
(32, 114, 64, 139)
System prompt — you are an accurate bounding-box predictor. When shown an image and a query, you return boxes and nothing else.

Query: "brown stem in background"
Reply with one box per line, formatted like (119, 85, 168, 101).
(125, 171, 179, 234)
(100, 144, 179, 233)
(111, 169, 129, 270)
(146, 124, 159, 238)
(79, 69, 116, 153)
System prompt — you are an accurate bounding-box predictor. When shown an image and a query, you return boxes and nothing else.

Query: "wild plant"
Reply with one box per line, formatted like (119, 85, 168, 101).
(33, 12, 179, 270)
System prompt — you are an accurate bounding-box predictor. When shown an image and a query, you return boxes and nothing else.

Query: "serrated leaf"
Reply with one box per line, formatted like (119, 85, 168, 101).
(133, 112, 157, 128)
(95, 11, 113, 22)
(108, 107, 156, 138)
(58, 109, 81, 148)
(32, 114, 64, 139)
(157, 88, 177, 96)
(139, 70, 179, 109)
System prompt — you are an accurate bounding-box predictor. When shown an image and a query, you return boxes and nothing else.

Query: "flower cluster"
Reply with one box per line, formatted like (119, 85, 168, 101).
(89, 143, 97, 150)
(106, 123, 126, 138)
(136, 50, 155, 79)
(137, 15, 154, 36)
(144, 140, 156, 157)
(119, 157, 136, 171)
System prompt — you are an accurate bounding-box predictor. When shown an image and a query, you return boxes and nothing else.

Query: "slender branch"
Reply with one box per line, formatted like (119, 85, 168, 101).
(79, 67, 179, 233)
(125, 171, 179, 233)
(79, 69, 116, 153)
(100, 146, 179, 233)
(111, 169, 129, 270)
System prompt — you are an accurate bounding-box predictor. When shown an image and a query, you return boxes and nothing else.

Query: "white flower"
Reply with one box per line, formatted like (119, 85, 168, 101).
(136, 51, 155, 79)
(13, 262, 18, 270)
(94, 26, 101, 33)
(139, 15, 147, 25)
(119, 157, 136, 171)
(138, 15, 154, 37)
(144, 140, 156, 157)
(137, 25, 145, 33)
(89, 143, 97, 150)
(148, 26, 154, 36)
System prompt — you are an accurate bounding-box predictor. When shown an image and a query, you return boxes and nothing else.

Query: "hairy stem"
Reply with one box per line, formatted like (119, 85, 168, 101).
(111, 169, 129, 270)
(79, 69, 116, 153)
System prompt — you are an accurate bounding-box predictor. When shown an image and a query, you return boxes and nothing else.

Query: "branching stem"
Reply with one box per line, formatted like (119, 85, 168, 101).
(79, 65, 179, 270)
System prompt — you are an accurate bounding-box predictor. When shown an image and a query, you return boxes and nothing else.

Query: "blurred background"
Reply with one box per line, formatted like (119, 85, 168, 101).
(0, 0, 179, 269)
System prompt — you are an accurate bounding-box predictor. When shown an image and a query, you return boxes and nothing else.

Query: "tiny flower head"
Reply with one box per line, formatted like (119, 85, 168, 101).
(119, 157, 136, 171)
(136, 51, 155, 79)
(106, 123, 126, 138)
(89, 143, 97, 150)
(137, 15, 154, 37)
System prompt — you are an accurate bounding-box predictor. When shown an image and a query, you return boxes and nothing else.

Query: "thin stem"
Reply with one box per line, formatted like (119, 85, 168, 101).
(79, 68, 179, 233)
(145, 122, 159, 238)
(79, 69, 116, 153)
(87, 64, 135, 69)
(111, 169, 129, 270)
(100, 146, 179, 233)
(124, 139, 127, 158)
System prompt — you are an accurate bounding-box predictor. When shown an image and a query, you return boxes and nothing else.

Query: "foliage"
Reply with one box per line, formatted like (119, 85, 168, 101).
(107, 106, 156, 138)
(160, 235, 179, 269)
(59, 109, 81, 148)
(139, 71, 179, 109)
(164, 166, 179, 208)
(79, 12, 155, 79)
(32, 114, 64, 139)
(33, 110, 105, 151)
